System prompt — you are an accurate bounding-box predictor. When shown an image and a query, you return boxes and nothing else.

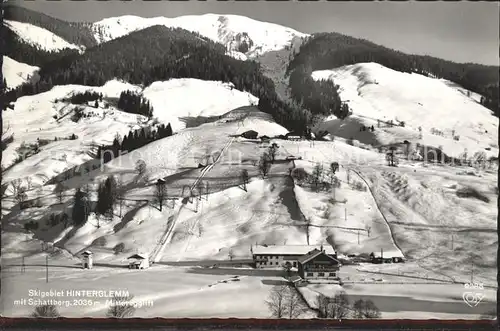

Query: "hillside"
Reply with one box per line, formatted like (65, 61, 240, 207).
(287, 32, 499, 119)
(2, 56, 40, 89)
(1, 6, 498, 320)
(92, 13, 307, 58)
(5, 25, 311, 134)
(3, 5, 97, 48)
(311, 62, 499, 159)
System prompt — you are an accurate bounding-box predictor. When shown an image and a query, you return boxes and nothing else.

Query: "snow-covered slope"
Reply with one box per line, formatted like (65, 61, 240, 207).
(1, 78, 260, 186)
(92, 14, 308, 58)
(142, 79, 258, 131)
(2, 56, 40, 89)
(4, 20, 82, 52)
(312, 63, 499, 159)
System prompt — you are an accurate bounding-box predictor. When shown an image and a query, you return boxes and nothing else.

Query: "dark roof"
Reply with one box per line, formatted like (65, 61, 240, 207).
(128, 253, 148, 260)
(297, 249, 340, 265)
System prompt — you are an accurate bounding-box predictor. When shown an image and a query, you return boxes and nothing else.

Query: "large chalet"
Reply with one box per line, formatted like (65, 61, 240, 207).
(297, 248, 341, 280)
(251, 244, 337, 269)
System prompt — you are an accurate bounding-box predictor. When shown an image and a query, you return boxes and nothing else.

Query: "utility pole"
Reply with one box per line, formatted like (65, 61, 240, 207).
(21, 257, 25, 273)
(470, 259, 474, 284)
(45, 255, 48, 283)
(357, 230, 360, 245)
(451, 233, 454, 250)
(345, 208, 347, 222)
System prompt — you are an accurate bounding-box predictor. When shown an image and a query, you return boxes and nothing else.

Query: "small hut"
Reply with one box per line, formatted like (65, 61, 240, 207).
(81, 250, 93, 269)
(127, 253, 150, 269)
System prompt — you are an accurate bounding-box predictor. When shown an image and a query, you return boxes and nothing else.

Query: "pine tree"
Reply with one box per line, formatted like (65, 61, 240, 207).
(72, 188, 89, 226)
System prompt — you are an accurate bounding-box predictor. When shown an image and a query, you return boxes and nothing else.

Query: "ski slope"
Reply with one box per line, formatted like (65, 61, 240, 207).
(2, 56, 40, 89)
(92, 14, 308, 57)
(4, 20, 82, 52)
(142, 79, 258, 131)
(312, 63, 499, 159)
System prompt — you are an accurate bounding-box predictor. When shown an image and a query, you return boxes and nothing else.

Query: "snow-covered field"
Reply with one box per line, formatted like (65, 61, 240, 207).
(2, 263, 315, 318)
(2, 56, 40, 89)
(92, 14, 308, 58)
(312, 63, 499, 159)
(4, 20, 83, 52)
(142, 79, 258, 131)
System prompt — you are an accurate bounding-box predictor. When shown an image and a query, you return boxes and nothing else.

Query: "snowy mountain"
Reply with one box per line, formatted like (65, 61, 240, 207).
(2, 56, 40, 89)
(4, 19, 83, 52)
(312, 62, 499, 159)
(2, 6, 498, 320)
(92, 14, 308, 58)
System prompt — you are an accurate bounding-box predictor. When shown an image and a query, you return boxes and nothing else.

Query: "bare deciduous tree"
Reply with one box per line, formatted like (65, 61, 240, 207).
(106, 294, 136, 318)
(266, 285, 306, 319)
(155, 179, 167, 211)
(312, 163, 323, 190)
(268, 143, 279, 163)
(265, 285, 289, 318)
(285, 286, 307, 319)
(54, 182, 65, 204)
(317, 292, 350, 319)
(258, 153, 272, 178)
(32, 304, 60, 318)
(240, 169, 249, 191)
(135, 160, 147, 178)
(352, 299, 381, 319)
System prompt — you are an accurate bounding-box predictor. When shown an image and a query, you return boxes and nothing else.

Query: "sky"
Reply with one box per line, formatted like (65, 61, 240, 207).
(10, 0, 500, 66)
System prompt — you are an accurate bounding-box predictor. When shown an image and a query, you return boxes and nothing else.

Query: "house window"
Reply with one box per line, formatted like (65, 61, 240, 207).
(329, 272, 336, 277)
(270, 262, 273, 265)
(263, 262, 267, 265)
(318, 272, 325, 277)
(293, 262, 297, 267)
(306, 273, 313, 277)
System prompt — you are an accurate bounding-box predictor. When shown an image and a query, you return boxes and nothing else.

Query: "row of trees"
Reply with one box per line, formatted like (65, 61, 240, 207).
(67, 91, 103, 105)
(117, 91, 154, 118)
(266, 285, 381, 319)
(97, 123, 173, 163)
(31, 294, 136, 318)
(287, 32, 499, 119)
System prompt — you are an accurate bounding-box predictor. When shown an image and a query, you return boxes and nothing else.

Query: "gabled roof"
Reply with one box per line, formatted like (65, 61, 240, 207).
(128, 253, 148, 260)
(297, 249, 340, 265)
(252, 244, 335, 256)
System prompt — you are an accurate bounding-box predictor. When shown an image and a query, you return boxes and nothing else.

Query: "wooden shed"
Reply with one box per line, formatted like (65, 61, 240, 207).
(127, 253, 150, 269)
(81, 250, 93, 269)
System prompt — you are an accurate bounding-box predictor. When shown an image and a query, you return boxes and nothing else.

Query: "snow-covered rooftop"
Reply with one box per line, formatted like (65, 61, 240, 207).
(252, 245, 335, 256)
(370, 250, 404, 258)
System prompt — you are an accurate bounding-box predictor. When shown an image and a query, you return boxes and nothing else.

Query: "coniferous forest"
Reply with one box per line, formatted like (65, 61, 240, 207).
(117, 91, 154, 118)
(97, 123, 174, 163)
(287, 33, 499, 118)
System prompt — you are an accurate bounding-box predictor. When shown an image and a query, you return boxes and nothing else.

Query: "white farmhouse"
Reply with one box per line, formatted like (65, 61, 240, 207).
(251, 244, 336, 269)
